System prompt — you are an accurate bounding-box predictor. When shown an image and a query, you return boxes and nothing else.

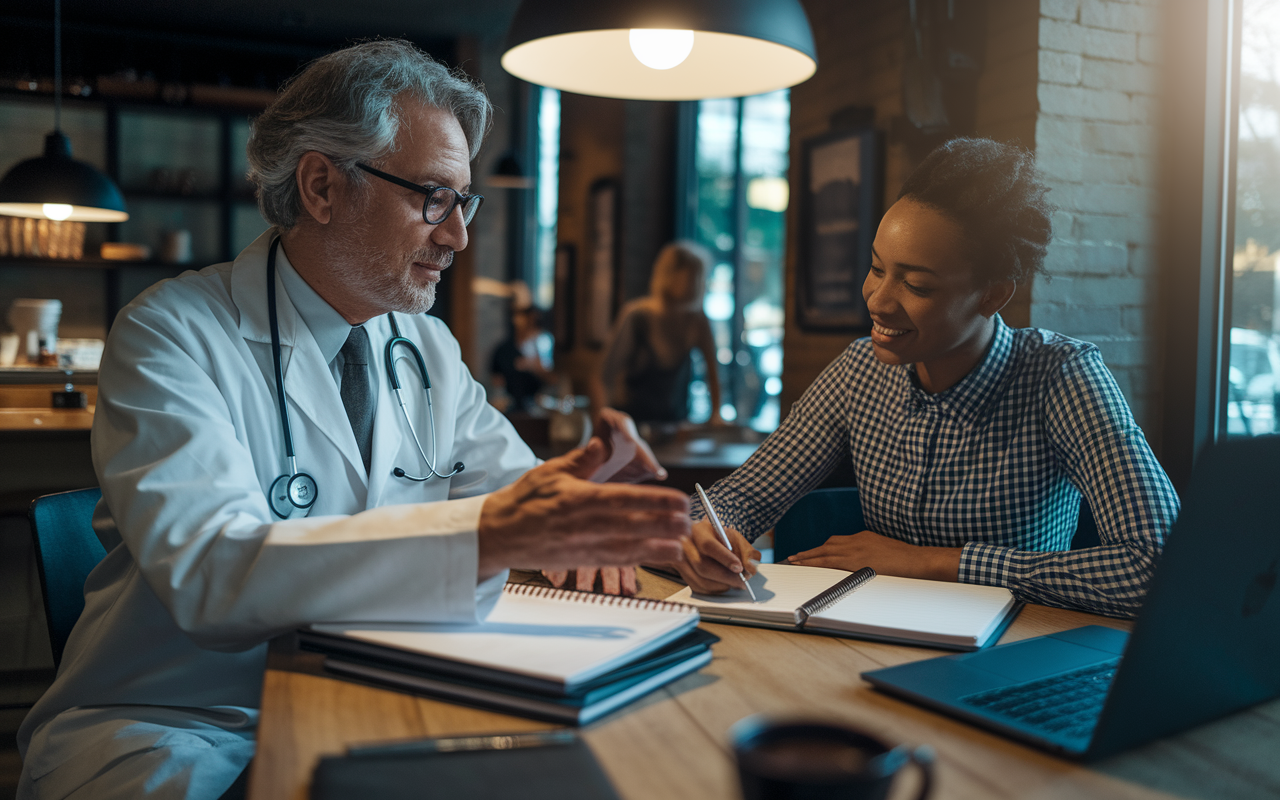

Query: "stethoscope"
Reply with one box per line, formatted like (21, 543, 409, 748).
(265, 237, 464, 519)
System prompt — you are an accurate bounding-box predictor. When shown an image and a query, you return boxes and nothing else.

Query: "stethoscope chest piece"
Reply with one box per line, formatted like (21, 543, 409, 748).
(269, 471, 318, 520)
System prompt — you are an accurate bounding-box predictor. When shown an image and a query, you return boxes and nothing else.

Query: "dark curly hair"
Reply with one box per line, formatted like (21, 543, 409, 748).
(897, 138, 1054, 285)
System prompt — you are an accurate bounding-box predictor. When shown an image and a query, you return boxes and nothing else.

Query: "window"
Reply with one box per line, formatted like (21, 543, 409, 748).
(531, 87, 560, 310)
(1226, 0, 1280, 437)
(682, 90, 790, 431)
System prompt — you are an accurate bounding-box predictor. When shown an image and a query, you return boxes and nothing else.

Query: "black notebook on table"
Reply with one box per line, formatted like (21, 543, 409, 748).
(311, 734, 619, 800)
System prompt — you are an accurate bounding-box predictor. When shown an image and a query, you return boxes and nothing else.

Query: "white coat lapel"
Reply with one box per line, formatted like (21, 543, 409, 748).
(229, 230, 368, 485)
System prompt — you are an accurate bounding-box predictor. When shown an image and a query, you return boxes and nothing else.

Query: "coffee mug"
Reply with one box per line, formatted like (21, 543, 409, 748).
(731, 716, 933, 800)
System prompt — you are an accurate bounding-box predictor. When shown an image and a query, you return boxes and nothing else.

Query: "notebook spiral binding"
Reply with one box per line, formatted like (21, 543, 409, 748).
(796, 567, 877, 624)
(506, 582, 697, 614)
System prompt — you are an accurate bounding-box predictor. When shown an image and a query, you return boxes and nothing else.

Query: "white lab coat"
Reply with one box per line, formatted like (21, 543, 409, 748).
(18, 230, 537, 799)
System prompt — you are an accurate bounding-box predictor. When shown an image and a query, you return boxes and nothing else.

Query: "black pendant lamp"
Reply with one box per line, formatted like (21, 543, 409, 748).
(501, 0, 817, 101)
(0, 0, 128, 223)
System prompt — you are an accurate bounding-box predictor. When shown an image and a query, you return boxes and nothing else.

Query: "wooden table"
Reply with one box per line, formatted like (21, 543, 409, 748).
(248, 572, 1280, 800)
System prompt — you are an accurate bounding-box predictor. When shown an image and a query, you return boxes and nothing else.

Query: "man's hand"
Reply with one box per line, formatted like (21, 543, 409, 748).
(667, 519, 761, 594)
(589, 408, 667, 484)
(543, 567, 638, 596)
(478, 438, 689, 581)
(786, 530, 962, 582)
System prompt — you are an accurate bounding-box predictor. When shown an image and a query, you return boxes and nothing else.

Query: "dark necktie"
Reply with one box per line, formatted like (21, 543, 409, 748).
(340, 326, 373, 474)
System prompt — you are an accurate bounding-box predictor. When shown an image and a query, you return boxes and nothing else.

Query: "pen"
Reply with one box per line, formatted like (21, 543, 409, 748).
(695, 483, 758, 602)
(347, 730, 577, 758)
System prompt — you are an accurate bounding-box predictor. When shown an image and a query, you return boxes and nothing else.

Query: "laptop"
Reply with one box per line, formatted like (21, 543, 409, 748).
(861, 435, 1280, 760)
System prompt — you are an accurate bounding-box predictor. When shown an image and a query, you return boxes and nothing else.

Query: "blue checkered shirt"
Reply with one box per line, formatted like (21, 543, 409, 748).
(696, 316, 1179, 618)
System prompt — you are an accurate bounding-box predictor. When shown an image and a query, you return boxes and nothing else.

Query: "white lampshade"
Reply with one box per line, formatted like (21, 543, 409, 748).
(501, 0, 817, 101)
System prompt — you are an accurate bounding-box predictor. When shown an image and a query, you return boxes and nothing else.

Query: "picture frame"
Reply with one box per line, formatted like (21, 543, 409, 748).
(796, 126, 882, 332)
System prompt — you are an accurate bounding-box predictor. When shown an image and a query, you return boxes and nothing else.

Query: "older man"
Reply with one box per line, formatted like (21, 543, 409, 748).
(17, 41, 688, 800)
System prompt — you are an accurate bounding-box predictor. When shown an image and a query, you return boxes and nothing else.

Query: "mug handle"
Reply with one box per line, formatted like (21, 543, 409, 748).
(907, 745, 935, 800)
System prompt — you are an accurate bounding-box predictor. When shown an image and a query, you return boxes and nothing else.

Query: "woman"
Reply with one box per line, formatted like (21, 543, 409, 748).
(591, 240, 723, 425)
(670, 138, 1179, 619)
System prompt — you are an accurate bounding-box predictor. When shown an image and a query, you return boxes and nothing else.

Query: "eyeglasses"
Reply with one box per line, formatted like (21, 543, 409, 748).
(355, 163, 484, 226)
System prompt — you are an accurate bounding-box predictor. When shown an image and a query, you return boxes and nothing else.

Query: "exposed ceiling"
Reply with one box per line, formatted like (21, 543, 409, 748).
(9, 0, 523, 48)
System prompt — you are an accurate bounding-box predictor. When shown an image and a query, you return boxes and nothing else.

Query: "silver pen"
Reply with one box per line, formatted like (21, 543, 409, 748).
(695, 483, 758, 602)
(347, 730, 577, 758)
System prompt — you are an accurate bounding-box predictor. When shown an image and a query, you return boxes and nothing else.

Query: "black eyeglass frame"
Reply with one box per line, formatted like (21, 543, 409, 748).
(354, 162, 484, 226)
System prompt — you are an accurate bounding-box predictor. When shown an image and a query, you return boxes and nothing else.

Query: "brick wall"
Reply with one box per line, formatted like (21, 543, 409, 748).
(1029, 0, 1163, 438)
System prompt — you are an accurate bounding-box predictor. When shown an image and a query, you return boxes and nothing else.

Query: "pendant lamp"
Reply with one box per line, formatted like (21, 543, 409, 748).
(0, 0, 128, 223)
(488, 151, 535, 190)
(501, 0, 817, 101)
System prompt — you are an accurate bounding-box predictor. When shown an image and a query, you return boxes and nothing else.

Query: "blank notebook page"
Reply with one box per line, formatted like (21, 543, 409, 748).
(312, 585, 697, 685)
(816, 575, 1014, 638)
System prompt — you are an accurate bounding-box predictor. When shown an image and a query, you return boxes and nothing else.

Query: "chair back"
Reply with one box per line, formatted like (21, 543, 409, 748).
(772, 487, 1102, 562)
(29, 487, 106, 666)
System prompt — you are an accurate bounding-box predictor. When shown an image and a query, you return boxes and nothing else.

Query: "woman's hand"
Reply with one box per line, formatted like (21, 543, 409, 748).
(667, 519, 761, 594)
(589, 408, 667, 484)
(786, 530, 963, 582)
(543, 567, 638, 596)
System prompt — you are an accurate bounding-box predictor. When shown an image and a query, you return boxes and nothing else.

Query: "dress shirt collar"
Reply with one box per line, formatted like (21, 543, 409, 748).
(903, 314, 1014, 427)
(274, 247, 355, 366)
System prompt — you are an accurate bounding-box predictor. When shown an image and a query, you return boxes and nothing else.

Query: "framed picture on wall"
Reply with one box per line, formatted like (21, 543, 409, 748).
(586, 178, 620, 348)
(796, 126, 882, 332)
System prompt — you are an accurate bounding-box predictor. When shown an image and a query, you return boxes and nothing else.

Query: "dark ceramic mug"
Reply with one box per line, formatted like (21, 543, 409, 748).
(731, 717, 934, 800)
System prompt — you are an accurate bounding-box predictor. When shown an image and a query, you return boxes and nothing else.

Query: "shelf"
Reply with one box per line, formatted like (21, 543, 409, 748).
(0, 256, 180, 270)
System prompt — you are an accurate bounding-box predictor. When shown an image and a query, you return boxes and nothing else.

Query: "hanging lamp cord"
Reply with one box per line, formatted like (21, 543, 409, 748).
(54, 0, 62, 132)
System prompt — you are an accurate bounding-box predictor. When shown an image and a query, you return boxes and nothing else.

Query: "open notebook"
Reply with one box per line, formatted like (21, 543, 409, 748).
(301, 583, 702, 695)
(667, 564, 1020, 650)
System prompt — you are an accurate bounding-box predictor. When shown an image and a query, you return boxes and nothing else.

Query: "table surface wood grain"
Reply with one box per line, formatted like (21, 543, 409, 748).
(247, 571, 1280, 800)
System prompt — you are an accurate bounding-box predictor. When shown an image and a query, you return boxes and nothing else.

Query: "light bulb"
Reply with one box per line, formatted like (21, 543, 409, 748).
(43, 203, 73, 221)
(628, 29, 695, 70)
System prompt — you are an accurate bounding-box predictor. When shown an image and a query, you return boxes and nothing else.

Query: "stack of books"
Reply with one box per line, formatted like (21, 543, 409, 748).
(299, 583, 715, 725)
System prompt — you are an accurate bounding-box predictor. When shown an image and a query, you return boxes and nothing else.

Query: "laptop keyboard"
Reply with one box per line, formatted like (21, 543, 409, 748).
(960, 658, 1121, 740)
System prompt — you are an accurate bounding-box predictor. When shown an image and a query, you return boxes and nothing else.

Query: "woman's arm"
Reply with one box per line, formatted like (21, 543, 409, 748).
(590, 304, 640, 418)
(961, 351, 1180, 618)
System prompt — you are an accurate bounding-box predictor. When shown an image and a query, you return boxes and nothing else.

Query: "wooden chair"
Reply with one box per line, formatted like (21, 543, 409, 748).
(28, 488, 105, 667)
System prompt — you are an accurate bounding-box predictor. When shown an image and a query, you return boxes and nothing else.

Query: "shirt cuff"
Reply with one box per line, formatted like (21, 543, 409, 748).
(959, 541, 1014, 587)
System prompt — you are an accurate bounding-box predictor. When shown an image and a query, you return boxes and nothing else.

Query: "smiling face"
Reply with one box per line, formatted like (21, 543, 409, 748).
(863, 198, 1014, 393)
(328, 99, 473, 318)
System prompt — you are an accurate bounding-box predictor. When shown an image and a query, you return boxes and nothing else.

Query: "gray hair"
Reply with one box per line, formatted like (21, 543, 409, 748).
(247, 39, 491, 229)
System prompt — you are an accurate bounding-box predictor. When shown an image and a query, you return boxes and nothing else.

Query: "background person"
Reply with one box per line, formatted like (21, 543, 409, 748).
(490, 282, 557, 415)
(591, 240, 723, 426)
(669, 138, 1180, 620)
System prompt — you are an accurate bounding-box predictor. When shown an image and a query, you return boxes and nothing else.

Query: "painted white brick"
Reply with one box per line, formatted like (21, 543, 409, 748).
(1037, 274, 1147, 305)
(1077, 183, 1156, 217)
(1129, 94, 1158, 124)
(1122, 305, 1148, 334)
(1080, 0, 1157, 33)
(1073, 211, 1154, 243)
(1080, 121, 1155, 154)
(1080, 153, 1153, 186)
(1035, 116, 1085, 150)
(1038, 84, 1130, 122)
(1128, 244, 1159, 275)
(1036, 152, 1085, 181)
(1041, 0, 1081, 20)
(1044, 240, 1130, 274)
(1082, 27, 1137, 61)
(1040, 50, 1084, 84)
(1034, 304, 1124, 332)
(1040, 18, 1086, 53)
(1137, 33, 1160, 64)
(1051, 209, 1075, 238)
(1081, 59, 1158, 94)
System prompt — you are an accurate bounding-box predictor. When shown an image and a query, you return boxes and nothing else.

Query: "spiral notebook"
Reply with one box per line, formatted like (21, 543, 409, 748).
(301, 583, 703, 695)
(667, 564, 1019, 650)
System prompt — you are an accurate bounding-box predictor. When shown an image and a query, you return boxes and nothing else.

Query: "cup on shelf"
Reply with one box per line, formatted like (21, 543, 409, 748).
(7, 298, 62, 361)
(0, 333, 19, 367)
(731, 716, 934, 800)
(161, 230, 193, 264)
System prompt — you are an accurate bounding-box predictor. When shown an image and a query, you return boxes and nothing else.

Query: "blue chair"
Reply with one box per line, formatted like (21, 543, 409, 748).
(772, 487, 1101, 562)
(28, 488, 106, 667)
